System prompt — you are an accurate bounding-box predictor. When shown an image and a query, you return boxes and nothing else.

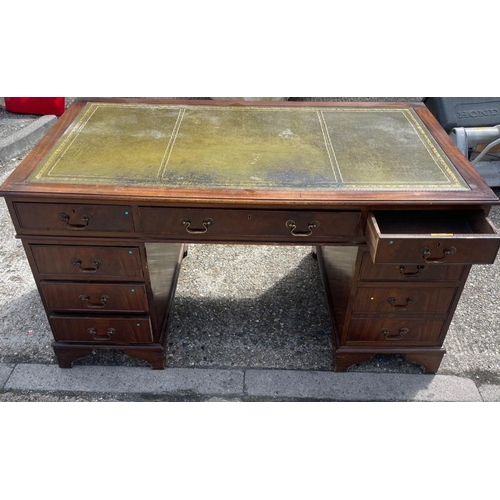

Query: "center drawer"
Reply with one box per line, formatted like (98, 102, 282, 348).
(140, 207, 361, 242)
(41, 282, 149, 313)
(366, 210, 500, 265)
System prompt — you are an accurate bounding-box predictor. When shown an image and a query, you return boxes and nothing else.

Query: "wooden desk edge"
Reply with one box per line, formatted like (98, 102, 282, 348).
(1, 99, 498, 208)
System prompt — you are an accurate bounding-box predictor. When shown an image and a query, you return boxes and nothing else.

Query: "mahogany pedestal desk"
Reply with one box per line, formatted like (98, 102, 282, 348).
(1, 99, 499, 372)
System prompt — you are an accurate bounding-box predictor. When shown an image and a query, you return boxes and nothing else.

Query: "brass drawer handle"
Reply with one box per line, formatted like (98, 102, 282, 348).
(397, 264, 427, 278)
(72, 258, 101, 273)
(285, 220, 319, 237)
(182, 217, 213, 234)
(420, 246, 456, 264)
(381, 327, 409, 341)
(87, 327, 116, 341)
(59, 212, 93, 230)
(79, 294, 109, 309)
(387, 296, 416, 310)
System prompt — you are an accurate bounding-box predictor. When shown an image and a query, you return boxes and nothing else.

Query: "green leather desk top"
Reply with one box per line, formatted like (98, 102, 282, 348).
(28, 102, 470, 192)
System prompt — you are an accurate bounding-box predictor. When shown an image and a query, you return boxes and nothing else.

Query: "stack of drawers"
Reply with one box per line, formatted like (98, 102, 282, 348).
(318, 210, 500, 372)
(319, 245, 470, 372)
(345, 250, 469, 371)
(10, 201, 184, 369)
(348, 251, 466, 346)
(30, 242, 151, 342)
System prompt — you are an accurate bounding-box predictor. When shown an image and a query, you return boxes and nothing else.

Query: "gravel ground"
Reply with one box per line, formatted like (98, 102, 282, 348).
(0, 106, 37, 140)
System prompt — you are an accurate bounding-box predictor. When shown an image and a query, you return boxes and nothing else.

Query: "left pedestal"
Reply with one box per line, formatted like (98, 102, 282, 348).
(20, 236, 185, 369)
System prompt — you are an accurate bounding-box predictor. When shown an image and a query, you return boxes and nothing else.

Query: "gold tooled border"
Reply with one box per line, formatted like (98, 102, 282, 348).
(29, 102, 470, 191)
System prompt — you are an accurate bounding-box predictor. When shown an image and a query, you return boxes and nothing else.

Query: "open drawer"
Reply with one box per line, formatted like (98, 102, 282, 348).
(366, 210, 500, 265)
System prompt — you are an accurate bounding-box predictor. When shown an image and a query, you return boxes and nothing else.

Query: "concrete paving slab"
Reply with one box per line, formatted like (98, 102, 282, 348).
(1, 363, 488, 401)
(478, 384, 500, 402)
(5, 364, 244, 397)
(245, 369, 483, 401)
(0, 363, 14, 388)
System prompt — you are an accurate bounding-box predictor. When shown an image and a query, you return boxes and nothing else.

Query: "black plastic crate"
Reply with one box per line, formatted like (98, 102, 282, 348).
(424, 97, 500, 132)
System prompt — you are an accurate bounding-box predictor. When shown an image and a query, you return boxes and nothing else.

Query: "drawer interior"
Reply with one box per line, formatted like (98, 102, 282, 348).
(372, 210, 496, 236)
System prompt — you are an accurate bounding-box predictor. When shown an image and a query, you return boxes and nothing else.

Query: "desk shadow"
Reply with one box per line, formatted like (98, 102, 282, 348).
(168, 245, 426, 373)
(168, 251, 333, 370)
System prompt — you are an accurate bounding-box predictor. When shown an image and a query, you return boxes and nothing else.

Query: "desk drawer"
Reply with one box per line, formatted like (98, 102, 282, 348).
(50, 315, 153, 343)
(41, 282, 149, 313)
(13, 202, 134, 234)
(353, 286, 457, 315)
(358, 252, 465, 282)
(140, 208, 360, 241)
(347, 318, 445, 345)
(366, 210, 500, 265)
(30, 245, 144, 279)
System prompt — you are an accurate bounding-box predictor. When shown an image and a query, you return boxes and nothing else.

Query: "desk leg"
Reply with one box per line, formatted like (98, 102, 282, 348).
(405, 350, 445, 373)
(334, 348, 446, 373)
(126, 347, 166, 369)
(52, 343, 167, 369)
(53, 344, 94, 368)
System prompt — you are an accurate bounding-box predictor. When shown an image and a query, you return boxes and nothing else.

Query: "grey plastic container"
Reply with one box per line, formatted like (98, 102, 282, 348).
(424, 97, 500, 132)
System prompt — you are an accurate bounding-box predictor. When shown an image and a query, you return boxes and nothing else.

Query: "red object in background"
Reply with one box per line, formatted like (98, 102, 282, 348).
(4, 97, 65, 116)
